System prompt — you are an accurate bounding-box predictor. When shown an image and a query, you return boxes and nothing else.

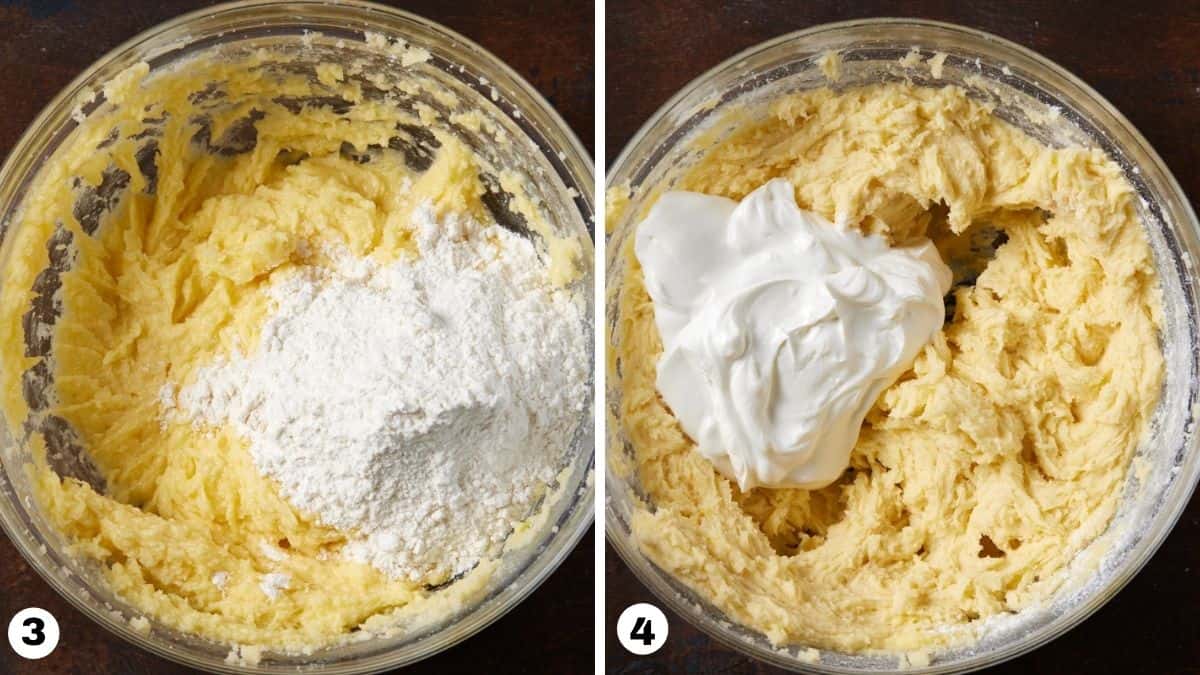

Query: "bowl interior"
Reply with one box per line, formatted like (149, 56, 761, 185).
(0, 3, 595, 673)
(605, 20, 1200, 674)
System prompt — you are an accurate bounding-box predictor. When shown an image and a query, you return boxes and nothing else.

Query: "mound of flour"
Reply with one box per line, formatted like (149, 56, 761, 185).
(163, 206, 587, 584)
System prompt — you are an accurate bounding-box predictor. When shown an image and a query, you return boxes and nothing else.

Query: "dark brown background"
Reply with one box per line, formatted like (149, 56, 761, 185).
(606, 1, 1200, 674)
(0, 1, 593, 674)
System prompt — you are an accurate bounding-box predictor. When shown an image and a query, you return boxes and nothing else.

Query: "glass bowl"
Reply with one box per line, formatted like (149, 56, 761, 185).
(0, 1, 594, 673)
(605, 18, 1199, 674)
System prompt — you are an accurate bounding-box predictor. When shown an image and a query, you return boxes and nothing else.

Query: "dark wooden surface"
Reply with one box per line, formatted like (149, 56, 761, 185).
(0, 1, 593, 674)
(606, 1, 1200, 674)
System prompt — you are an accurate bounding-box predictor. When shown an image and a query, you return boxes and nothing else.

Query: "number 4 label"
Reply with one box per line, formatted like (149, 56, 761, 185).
(7, 608, 59, 660)
(617, 603, 668, 655)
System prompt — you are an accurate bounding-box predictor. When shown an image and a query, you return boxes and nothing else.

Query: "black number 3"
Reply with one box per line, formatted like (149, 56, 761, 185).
(21, 617, 45, 646)
(630, 616, 655, 646)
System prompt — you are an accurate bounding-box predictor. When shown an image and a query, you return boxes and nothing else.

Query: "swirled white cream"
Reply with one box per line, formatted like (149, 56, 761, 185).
(635, 178, 952, 490)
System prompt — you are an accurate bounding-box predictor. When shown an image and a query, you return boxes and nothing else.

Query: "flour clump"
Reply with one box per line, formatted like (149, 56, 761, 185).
(165, 205, 587, 584)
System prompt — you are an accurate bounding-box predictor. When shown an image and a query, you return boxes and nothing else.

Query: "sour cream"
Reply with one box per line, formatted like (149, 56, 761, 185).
(635, 179, 951, 490)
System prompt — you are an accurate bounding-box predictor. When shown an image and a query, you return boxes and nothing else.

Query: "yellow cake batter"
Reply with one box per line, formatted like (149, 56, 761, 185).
(613, 83, 1163, 654)
(0, 43, 578, 653)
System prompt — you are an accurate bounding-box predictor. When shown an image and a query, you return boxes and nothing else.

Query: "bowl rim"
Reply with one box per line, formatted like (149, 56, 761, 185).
(0, 1, 595, 673)
(604, 16, 1200, 675)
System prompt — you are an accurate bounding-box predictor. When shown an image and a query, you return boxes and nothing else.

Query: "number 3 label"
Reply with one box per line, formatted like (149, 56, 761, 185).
(617, 603, 668, 655)
(7, 608, 59, 659)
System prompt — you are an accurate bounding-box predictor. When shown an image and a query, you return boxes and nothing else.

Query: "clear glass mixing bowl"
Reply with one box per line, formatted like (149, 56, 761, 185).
(0, 1, 594, 673)
(606, 18, 1200, 674)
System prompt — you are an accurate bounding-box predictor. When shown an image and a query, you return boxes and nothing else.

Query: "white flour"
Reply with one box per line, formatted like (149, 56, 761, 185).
(163, 206, 587, 584)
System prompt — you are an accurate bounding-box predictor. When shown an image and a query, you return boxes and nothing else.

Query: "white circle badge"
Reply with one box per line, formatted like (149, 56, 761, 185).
(617, 602, 668, 655)
(8, 607, 59, 660)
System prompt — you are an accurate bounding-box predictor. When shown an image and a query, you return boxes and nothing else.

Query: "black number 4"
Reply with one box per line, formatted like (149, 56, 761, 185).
(22, 617, 45, 646)
(630, 616, 655, 646)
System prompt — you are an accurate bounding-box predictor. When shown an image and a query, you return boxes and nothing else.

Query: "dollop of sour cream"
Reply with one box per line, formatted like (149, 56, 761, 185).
(635, 179, 952, 490)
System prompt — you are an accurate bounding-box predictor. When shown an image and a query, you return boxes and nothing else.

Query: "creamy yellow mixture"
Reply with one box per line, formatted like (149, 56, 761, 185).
(614, 84, 1163, 653)
(0, 45, 577, 652)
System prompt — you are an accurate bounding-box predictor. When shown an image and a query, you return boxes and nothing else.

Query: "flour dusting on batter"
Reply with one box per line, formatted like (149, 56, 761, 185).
(163, 205, 587, 584)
